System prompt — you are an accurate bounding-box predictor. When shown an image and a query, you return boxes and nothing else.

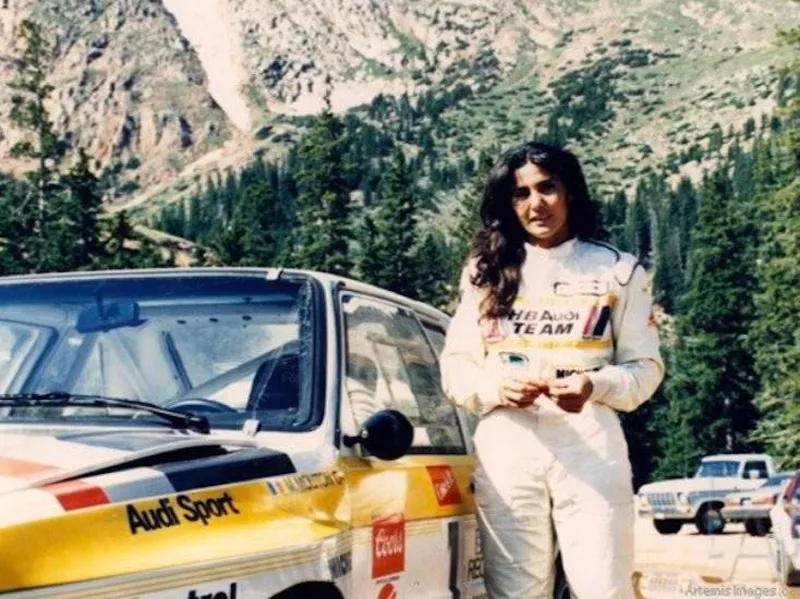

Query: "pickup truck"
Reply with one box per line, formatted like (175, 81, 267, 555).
(637, 453, 777, 535)
(0, 267, 569, 598)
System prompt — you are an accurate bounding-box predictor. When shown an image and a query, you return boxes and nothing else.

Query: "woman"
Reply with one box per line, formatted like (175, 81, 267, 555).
(441, 141, 664, 598)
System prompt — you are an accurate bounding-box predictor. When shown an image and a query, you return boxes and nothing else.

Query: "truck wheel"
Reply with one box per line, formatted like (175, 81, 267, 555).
(744, 518, 771, 536)
(695, 505, 725, 535)
(653, 520, 683, 535)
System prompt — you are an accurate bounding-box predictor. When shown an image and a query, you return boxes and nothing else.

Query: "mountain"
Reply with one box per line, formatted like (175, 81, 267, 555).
(0, 0, 797, 210)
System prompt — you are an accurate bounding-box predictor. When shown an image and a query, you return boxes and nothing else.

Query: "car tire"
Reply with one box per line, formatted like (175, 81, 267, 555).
(653, 520, 683, 535)
(744, 518, 771, 537)
(695, 505, 725, 535)
(270, 582, 344, 599)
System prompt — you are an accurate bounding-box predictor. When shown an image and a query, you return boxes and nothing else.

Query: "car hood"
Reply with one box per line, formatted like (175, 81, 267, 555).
(0, 428, 295, 526)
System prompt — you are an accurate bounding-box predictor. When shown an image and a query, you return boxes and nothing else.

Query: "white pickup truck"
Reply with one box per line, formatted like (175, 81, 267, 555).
(637, 454, 777, 535)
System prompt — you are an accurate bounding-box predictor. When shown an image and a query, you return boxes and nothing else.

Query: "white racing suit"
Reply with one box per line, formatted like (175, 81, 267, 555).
(441, 238, 664, 599)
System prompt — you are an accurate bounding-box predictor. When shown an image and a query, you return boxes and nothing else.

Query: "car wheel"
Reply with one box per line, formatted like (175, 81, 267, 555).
(653, 520, 683, 535)
(270, 582, 344, 599)
(695, 505, 725, 535)
(744, 518, 771, 537)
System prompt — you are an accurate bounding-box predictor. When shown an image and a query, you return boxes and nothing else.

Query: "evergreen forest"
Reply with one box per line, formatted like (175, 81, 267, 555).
(1, 19, 798, 488)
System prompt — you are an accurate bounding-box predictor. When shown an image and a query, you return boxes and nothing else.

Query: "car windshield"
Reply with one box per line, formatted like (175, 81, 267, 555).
(695, 460, 739, 477)
(0, 272, 320, 431)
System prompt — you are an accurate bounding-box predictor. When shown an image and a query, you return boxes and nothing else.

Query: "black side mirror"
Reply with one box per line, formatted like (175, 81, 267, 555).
(342, 409, 414, 461)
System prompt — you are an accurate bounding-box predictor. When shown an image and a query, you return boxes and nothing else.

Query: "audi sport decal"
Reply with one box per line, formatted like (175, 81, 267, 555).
(126, 492, 241, 535)
(425, 466, 462, 506)
(372, 514, 405, 579)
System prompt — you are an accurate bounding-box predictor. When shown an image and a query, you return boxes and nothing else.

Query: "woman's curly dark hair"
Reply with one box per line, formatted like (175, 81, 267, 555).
(471, 141, 600, 320)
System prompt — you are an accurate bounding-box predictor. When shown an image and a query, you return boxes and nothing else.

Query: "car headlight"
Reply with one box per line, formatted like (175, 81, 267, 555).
(676, 492, 689, 505)
(637, 494, 650, 508)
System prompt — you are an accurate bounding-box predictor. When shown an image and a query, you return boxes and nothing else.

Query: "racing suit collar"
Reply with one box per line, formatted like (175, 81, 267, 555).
(524, 237, 578, 260)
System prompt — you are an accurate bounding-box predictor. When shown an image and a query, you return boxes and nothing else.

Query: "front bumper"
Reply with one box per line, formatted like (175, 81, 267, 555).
(639, 505, 694, 520)
(721, 506, 770, 522)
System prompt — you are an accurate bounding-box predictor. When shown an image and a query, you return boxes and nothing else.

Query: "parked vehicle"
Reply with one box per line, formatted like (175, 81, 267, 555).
(770, 469, 800, 587)
(637, 453, 777, 535)
(722, 472, 794, 536)
(0, 268, 572, 598)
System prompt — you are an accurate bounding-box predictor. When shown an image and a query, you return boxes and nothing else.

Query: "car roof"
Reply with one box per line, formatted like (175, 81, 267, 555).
(0, 266, 452, 324)
(701, 454, 772, 461)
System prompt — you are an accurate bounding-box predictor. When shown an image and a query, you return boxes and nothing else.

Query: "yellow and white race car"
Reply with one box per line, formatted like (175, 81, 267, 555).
(0, 267, 570, 599)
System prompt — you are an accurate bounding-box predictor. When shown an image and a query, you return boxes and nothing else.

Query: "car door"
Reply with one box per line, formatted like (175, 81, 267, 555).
(337, 291, 484, 598)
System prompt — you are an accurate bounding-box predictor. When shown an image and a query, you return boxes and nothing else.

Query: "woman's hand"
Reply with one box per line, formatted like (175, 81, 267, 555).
(547, 374, 593, 413)
(498, 377, 549, 408)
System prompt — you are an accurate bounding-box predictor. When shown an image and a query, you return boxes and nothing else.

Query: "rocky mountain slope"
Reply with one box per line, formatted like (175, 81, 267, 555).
(0, 0, 797, 209)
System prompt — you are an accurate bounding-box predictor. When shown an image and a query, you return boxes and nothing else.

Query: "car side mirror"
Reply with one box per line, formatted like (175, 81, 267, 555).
(342, 409, 414, 461)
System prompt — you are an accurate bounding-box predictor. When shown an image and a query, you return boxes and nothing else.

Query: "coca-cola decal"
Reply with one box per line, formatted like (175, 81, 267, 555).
(372, 514, 405, 579)
(426, 465, 462, 506)
(377, 583, 397, 599)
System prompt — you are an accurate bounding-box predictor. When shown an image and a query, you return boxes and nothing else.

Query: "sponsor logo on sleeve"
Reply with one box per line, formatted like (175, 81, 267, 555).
(425, 465, 462, 506)
(126, 492, 240, 535)
(372, 514, 405, 579)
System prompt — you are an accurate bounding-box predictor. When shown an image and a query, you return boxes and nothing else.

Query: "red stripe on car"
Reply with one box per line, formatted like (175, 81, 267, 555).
(44, 480, 110, 511)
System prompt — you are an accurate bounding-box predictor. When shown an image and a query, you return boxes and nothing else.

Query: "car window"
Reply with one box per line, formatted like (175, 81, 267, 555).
(0, 320, 51, 392)
(696, 460, 739, 477)
(421, 321, 446, 356)
(341, 293, 466, 455)
(0, 275, 320, 432)
(743, 460, 768, 479)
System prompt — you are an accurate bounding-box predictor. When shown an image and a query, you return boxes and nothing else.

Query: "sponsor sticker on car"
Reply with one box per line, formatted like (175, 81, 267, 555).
(372, 514, 405, 579)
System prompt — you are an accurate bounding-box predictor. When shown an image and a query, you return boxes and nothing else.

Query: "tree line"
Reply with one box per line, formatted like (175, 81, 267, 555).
(3, 20, 798, 485)
(0, 20, 171, 275)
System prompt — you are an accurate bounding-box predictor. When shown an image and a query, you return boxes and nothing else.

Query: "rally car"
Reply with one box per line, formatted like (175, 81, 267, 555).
(0, 267, 568, 598)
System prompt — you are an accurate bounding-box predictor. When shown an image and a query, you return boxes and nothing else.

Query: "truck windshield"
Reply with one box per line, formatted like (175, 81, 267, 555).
(0, 272, 320, 432)
(695, 461, 739, 477)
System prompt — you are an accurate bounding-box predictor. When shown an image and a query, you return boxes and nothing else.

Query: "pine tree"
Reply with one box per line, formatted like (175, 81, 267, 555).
(747, 23, 800, 467)
(748, 180, 800, 468)
(654, 167, 760, 477)
(288, 95, 353, 276)
(60, 148, 103, 268)
(371, 147, 418, 298)
(415, 230, 452, 309)
(357, 213, 381, 285)
(7, 19, 65, 270)
(450, 149, 493, 289)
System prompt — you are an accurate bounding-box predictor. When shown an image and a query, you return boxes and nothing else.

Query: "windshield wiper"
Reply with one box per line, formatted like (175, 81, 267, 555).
(0, 392, 210, 434)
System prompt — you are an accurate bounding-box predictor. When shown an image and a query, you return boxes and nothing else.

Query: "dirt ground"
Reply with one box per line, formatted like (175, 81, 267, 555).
(634, 515, 800, 598)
